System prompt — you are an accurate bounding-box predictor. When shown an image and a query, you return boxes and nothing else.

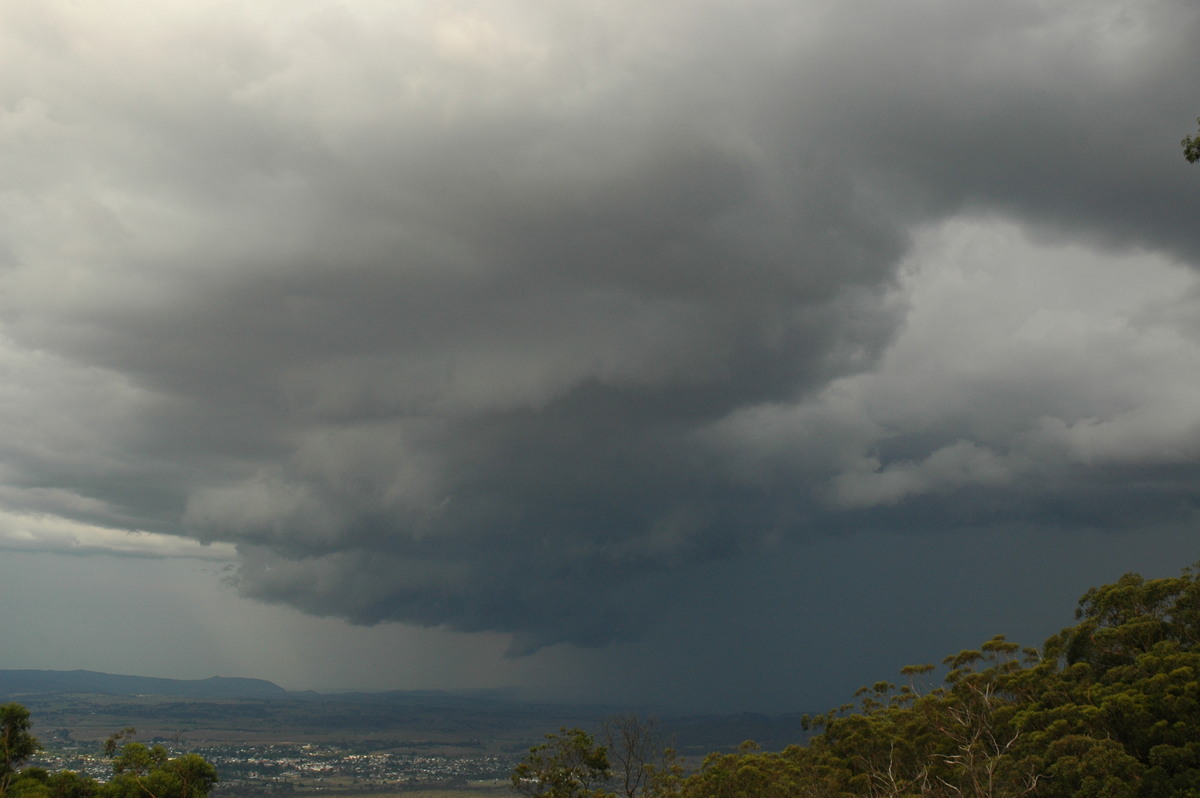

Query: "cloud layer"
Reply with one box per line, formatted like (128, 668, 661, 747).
(3, 0, 1199, 655)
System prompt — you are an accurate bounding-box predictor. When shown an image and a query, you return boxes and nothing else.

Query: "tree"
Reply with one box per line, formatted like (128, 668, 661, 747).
(158, 755, 218, 798)
(1184, 118, 1200, 163)
(511, 727, 612, 798)
(673, 742, 833, 798)
(1, 704, 40, 796)
(520, 563, 1200, 797)
(5, 767, 101, 798)
(600, 715, 663, 798)
(0, 708, 215, 798)
(104, 733, 216, 798)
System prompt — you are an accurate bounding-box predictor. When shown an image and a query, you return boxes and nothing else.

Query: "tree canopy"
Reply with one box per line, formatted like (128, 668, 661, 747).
(514, 562, 1200, 797)
(1, 705, 39, 796)
(512, 727, 612, 798)
(1184, 118, 1200, 163)
(0, 715, 216, 798)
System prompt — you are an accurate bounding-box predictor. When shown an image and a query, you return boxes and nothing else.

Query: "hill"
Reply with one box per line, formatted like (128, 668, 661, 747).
(0, 669, 287, 699)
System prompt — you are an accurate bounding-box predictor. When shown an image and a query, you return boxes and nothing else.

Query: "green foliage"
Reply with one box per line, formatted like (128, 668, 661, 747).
(0, 710, 215, 798)
(674, 743, 829, 798)
(520, 562, 1200, 798)
(1185, 119, 1200, 163)
(1, 705, 41, 796)
(6, 768, 100, 798)
(512, 728, 612, 798)
(105, 743, 215, 798)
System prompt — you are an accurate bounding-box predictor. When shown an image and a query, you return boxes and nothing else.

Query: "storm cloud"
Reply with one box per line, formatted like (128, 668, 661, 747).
(3, 0, 1199, 662)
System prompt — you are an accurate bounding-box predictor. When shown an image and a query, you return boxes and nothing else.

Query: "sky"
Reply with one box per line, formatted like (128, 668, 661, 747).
(1, 0, 1199, 715)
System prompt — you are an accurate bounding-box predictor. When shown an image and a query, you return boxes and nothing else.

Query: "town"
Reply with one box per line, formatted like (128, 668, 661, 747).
(32, 741, 515, 794)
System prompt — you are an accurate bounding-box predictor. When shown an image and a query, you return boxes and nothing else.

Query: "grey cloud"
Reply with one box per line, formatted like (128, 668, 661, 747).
(817, 1, 1200, 258)
(3, 0, 1200, 654)
(710, 215, 1200, 547)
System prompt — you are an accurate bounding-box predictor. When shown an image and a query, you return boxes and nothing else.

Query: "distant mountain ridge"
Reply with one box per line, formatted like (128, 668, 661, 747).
(0, 670, 812, 753)
(0, 669, 286, 699)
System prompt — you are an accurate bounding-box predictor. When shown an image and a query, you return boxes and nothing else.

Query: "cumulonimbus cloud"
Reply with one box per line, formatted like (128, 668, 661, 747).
(2, 0, 1199, 650)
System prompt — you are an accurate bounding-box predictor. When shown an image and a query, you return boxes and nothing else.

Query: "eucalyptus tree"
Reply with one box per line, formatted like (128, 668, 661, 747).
(0, 708, 215, 798)
(512, 727, 613, 798)
(0, 704, 39, 796)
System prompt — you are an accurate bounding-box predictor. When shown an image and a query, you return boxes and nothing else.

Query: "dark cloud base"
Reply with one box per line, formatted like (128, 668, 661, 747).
(2, 0, 1199, 662)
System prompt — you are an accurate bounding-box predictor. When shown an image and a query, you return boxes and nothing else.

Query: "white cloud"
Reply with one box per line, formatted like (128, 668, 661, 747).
(707, 214, 1200, 507)
(830, 440, 1013, 509)
(0, 507, 236, 560)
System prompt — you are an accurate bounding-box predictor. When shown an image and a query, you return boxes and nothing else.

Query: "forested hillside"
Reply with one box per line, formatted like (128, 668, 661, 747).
(515, 563, 1200, 797)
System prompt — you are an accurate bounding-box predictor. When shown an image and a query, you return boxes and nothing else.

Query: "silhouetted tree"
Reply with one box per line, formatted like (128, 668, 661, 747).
(601, 715, 664, 798)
